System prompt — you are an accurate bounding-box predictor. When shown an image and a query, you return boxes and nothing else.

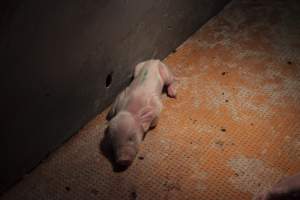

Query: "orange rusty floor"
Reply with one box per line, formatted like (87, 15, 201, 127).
(2, 0, 300, 200)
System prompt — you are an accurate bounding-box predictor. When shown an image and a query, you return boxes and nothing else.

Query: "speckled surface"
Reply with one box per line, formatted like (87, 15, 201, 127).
(1, 0, 300, 199)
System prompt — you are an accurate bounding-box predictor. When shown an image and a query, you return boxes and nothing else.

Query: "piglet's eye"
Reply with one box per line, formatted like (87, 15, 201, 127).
(128, 136, 134, 141)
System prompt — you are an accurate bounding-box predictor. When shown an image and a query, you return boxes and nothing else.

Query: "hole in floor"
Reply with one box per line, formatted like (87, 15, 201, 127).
(138, 156, 144, 160)
(130, 191, 137, 200)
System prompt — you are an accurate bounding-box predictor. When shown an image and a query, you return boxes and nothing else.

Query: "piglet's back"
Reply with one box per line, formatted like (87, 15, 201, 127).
(132, 60, 164, 95)
(124, 61, 164, 114)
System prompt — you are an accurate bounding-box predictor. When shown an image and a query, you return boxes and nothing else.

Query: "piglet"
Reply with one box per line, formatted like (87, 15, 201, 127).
(106, 59, 177, 166)
(255, 173, 300, 200)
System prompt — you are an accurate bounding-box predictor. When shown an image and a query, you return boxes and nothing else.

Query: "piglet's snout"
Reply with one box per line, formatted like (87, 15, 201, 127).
(115, 146, 137, 166)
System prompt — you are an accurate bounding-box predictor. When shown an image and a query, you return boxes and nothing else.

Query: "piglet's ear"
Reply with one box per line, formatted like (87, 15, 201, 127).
(138, 107, 155, 132)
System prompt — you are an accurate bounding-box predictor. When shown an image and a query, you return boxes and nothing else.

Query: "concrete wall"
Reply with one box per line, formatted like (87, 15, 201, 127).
(0, 0, 229, 193)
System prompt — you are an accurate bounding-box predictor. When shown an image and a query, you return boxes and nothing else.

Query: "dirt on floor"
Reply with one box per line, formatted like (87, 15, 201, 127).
(1, 0, 300, 199)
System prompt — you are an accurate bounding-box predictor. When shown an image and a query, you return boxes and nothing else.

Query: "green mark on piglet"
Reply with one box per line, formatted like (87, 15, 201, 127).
(140, 69, 148, 83)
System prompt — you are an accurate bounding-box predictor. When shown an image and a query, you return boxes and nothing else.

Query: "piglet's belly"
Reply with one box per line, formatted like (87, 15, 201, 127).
(125, 93, 156, 114)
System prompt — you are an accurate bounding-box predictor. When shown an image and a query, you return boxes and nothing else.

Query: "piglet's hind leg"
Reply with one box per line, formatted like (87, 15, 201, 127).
(167, 83, 177, 98)
(159, 62, 177, 98)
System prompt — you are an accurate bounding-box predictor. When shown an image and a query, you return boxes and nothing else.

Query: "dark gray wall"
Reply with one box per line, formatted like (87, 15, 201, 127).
(0, 0, 229, 193)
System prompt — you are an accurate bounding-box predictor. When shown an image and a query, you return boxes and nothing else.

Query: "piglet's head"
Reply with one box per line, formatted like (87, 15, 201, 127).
(108, 111, 143, 166)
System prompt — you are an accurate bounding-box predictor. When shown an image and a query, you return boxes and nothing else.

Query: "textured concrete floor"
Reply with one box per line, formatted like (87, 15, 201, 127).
(2, 0, 300, 199)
